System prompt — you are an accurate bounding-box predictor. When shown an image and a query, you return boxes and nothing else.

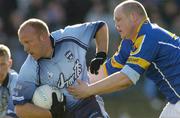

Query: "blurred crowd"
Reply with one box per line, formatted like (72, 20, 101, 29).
(0, 0, 180, 71)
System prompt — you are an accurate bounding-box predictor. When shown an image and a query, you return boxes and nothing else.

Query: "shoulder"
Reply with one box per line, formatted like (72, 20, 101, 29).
(9, 69, 18, 77)
(18, 55, 38, 82)
(8, 69, 18, 82)
(20, 55, 38, 71)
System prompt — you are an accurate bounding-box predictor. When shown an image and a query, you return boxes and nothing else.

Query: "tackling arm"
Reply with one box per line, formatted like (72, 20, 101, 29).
(89, 72, 133, 95)
(68, 71, 133, 98)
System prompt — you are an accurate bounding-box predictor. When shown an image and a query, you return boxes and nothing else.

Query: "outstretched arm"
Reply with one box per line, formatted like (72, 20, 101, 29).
(68, 71, 133, 99)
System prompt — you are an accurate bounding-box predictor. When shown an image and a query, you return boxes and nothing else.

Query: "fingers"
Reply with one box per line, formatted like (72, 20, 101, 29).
(52, 92, 58, 104)
(67, 87, 79, 99)
(90, 66, 95, 74)
(76, 79, 83, 85)
(95, 71, 98, 75)
(62, 94, 66, 104)
(67, 80, 88, 99)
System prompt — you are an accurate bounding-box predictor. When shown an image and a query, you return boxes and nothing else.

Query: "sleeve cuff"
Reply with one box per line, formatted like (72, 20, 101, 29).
(120, 65, 140, 84)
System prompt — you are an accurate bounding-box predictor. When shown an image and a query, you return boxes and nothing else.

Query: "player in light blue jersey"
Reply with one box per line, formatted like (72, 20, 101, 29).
(0, 44, 18, 118)
(12, 18, 109, 118)
(68, 1, 180, 118)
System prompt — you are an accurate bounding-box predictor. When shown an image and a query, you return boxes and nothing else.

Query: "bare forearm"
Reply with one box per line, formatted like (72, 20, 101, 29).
(95, 23, 109, 53)
(89, 72, 133, 95)
(89, 66, 106, 84)
(15, 103, 52, 118)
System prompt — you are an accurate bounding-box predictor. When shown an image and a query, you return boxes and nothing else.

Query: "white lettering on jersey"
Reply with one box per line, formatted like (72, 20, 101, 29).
(57, 59, 82, 88)
(65, 50, 74, 61)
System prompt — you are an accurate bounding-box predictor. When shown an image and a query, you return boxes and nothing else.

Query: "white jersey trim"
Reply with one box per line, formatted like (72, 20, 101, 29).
(158, 41, 180, 50)
(152, 62, 180, 98)
(120, 65, 140, 84)
(12, 96, 24, 101)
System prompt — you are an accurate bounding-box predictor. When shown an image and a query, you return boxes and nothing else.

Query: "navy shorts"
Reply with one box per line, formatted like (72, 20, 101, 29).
(67, 95, 109, 118)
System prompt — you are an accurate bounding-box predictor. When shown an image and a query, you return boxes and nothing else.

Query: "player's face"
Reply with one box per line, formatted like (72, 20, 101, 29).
(19, 26, 45, 60)
(114, 8, 134, 39)
(0, 56, 11, 83)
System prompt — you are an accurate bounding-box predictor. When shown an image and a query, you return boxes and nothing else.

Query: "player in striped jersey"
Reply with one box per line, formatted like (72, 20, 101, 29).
(0, 44, 18, 118)
(68, 1, 180, 118)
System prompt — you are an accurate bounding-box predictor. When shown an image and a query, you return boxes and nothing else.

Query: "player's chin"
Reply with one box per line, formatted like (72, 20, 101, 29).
(120, 34, 125, 39)
(32, 54, 40, 60)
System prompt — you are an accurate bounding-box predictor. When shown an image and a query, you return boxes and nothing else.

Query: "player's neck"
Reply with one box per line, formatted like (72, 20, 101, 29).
(0, 77, 5, 85)
(45, 45, 54, 59)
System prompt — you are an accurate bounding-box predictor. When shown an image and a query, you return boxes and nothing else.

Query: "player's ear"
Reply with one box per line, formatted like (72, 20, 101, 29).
(40, 34, 45, 41)
(8, 58, 12, 68)
(40, 32, 48, 41)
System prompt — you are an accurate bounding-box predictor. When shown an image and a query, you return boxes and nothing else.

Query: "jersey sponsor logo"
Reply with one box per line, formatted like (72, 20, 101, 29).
(111, 56, 124, 69)
(127, 56, 150, 69)
(131, 35, 145, 55)
(57, 59, 82, 88)
(47, 72, 53, 79)
(65, 50, 74, 61)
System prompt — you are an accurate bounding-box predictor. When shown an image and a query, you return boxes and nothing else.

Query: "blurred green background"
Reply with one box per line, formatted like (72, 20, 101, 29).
(103, 84, 166, 118)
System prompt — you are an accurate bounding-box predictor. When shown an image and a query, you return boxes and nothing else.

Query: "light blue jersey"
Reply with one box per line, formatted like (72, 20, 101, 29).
(121, 20, 180, 104)
(13, 21, 105, 109)
(0, 70, 18, 117)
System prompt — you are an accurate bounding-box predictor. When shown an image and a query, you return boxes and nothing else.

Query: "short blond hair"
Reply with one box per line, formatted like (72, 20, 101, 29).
(0, 44, 11, 59)
(116, 0, 148, 18)
(18, 18, 50, 36)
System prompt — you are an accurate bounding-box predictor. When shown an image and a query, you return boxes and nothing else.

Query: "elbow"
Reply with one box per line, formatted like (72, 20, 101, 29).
(119, 72, 133, 89)
(121, 78, 133, 89)
(126, 79, 133, 87)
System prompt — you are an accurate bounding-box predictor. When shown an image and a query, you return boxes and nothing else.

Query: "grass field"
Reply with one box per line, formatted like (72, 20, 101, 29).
(101, 85, 166, 118)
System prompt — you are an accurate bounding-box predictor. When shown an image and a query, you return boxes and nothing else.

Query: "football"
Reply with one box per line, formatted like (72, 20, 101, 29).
(32, 84, 63, 109)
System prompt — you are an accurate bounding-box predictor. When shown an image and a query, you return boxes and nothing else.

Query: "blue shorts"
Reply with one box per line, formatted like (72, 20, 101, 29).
(68, 95, 109, 118)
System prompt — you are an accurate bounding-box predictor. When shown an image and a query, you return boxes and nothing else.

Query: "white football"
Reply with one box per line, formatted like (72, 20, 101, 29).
(32, 84, 63, 109)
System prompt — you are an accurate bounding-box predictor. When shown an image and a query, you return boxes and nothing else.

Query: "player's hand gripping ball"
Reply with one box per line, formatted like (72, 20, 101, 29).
(32, 84, 63, 109)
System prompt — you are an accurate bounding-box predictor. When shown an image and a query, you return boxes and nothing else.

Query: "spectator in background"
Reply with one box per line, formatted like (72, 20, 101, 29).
(43, 0, 66, 30)
(64, 0, 91, 24)
(159, 0, 179, 27)
(171, 15, 180, 35)
(0, 17, 7, 44)
(7, 10, 26, 72)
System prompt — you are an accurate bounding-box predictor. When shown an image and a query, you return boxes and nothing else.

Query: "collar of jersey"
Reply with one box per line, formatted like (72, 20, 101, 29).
(132, 17, 149, 43)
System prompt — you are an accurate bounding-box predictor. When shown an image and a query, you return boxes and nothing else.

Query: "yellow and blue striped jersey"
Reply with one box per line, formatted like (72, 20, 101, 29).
(121, 21, 180, 104)
(103, 39, 133, 76)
